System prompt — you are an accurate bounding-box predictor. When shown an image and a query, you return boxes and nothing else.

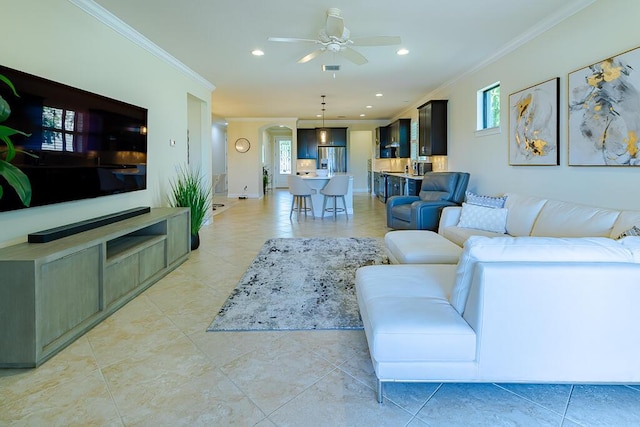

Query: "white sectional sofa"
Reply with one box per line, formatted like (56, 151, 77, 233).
(357, 193, 640, 403)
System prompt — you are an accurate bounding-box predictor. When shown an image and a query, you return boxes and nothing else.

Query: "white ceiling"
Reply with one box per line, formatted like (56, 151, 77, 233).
(92, 0, 593, 122)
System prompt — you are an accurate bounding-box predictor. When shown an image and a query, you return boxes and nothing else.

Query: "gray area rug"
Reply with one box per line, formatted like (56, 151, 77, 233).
(207, 237, 390, 331)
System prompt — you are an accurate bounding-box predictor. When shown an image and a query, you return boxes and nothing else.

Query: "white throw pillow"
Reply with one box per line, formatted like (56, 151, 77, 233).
(465, 191, 506, 208)
(449, 236, 635, 315)
(457, 203, 508, 233)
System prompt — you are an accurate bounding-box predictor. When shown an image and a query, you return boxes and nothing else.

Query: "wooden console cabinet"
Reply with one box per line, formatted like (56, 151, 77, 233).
(0, 208, 190, 368)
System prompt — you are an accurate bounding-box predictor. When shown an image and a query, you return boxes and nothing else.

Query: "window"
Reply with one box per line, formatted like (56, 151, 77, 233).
(42, 106, 77, 151)
(477, 82, 500, 131)
(278, 139, 292, 174)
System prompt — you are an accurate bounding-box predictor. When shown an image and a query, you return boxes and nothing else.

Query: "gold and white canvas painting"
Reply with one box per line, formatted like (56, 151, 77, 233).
(509, 77, 559, 165)
(569, 47, 640, 166)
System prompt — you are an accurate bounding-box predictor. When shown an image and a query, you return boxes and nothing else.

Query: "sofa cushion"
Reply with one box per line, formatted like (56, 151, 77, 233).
(449, 236, 635, 315)
(385, 230, 462, 264)
(465, 191, 507, 208)
(439, 226, 504, 247)
(356, 265, 475, 363)
(619, 236, 640, 262)
(611, 210, 640, 239)
(457, 203, 508, 233)
(531, 199, 620, 237)
(503, 193, 547, 236)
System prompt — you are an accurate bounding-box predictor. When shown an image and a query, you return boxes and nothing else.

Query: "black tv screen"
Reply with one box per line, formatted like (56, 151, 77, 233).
(0, 64, 147, 213)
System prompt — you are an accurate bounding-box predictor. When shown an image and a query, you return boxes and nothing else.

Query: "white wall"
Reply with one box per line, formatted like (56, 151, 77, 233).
(0, 0, 212, 247)
(348, 130, 373, 192)
(226, 118, 297, 198)
(398, 0, 640, 211)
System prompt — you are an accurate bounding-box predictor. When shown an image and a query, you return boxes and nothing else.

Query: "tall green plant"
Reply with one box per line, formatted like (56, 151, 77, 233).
(169, 166, 212, 236)
(0, 74, 32, 206)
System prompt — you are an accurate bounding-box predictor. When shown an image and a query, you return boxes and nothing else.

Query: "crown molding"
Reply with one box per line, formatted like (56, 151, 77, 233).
(68, 0, 215, 91)
(411, 0, 596, 112)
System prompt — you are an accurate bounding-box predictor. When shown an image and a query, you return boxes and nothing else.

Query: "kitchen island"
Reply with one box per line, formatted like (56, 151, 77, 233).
(300, 174, 353, 218)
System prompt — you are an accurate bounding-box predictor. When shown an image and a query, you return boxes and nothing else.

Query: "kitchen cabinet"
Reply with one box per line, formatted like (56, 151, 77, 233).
(389, 119, 411, 158)
(296, 128, 317, 159)
(418, 100, 447, 156)
(386, 175, 403, 198)
(373, 172, 385, 202)
(377, 119, 410, 158)
(316, 127, 347, 147)
(406, 176, 422, 196)
(376, 126, 391, 158)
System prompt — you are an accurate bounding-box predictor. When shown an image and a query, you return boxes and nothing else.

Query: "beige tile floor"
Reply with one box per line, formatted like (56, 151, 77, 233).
(2, 190, 640, 426)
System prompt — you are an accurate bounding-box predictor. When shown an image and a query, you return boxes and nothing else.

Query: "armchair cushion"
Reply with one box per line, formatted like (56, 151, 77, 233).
(421, 191, 451, 201)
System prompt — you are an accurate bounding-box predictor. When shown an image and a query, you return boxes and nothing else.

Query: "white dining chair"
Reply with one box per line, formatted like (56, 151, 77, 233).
(320, 175, 350, 220)
(287, 175, 316, 219)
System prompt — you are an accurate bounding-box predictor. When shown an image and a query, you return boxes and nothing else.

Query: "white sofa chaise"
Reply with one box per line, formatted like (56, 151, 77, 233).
(356, 235, 640, 403)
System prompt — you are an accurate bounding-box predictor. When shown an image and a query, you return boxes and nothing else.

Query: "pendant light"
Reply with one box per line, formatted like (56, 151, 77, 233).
(319, 95, 328, 144)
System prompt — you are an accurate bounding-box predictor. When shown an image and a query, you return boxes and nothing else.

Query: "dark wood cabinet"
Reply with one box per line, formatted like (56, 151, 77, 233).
(376, 126, 391, 158)
(418, 100, 447, 156)
(298, 127, 347, 159)
(377, 119, 410, 158)
(386, 175, 403, 198)
(390, 119, 411, 158)
(316, 127, 347, 147)
(296, 128, 317, 159)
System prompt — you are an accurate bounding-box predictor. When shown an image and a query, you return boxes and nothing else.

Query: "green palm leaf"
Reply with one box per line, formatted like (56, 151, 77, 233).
(0, 159, 31, 206)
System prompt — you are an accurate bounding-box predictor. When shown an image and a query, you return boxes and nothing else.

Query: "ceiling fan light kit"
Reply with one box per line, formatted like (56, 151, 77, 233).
(268, 8, 401, 66)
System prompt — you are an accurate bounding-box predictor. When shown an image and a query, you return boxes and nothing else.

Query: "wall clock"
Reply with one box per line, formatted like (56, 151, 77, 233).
(235, 138, 251, 153)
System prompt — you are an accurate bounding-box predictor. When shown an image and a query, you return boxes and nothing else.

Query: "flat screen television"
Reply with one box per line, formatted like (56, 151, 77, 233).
(0, 64, 148, 213)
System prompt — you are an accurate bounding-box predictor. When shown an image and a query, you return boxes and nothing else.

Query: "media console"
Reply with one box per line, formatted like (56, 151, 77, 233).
(0, 207, 190, 368)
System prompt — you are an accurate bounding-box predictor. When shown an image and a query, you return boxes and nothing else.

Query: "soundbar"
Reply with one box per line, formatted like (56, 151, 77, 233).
(28, 206, 151, 243)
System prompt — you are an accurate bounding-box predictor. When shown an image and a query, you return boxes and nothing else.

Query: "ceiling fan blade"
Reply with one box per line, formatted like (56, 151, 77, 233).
(340, 47, 368, 65)
(268, 37, 319, 44)
(350, 36, 402, 46)
(297, 49, 325, 64)
(325, 13, 344, 38)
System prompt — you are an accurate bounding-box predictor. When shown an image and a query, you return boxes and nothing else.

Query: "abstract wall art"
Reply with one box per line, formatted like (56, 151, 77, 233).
(509, 77, 559, 165)
(569, 47, 640, 166)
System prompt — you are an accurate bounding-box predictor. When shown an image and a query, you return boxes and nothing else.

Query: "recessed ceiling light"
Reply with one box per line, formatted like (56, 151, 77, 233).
(251, 49, 264, 56)
(375, 93, 383, 97)
(396, 48, 409, 56)
(316, 114, 322, 118)
(366, 105, 372, 109)
(360, 114, 366, 117)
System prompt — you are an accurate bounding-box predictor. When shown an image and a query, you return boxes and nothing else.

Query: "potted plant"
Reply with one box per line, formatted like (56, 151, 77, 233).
(169, 165, 212, 250)
(0, 74, 33, 207)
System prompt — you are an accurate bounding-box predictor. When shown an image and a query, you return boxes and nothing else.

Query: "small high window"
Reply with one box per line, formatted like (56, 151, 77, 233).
(477, 82, 500, 131)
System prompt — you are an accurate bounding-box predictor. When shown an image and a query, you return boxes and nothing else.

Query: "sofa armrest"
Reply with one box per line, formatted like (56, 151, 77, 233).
(438, 206, 462, 233)
(463, 261, 640, 382)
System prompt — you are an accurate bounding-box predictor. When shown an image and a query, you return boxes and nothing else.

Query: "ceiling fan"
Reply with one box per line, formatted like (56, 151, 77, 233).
(268, 8, 401, 65)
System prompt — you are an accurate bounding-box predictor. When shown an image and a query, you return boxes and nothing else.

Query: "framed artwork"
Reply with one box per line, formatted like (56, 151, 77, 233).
(509, 77, 559, 165)
(568, 46, 640, 166)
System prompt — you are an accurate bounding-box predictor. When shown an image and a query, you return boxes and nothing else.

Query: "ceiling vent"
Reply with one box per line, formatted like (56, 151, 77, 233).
(322, 65, 340, 71)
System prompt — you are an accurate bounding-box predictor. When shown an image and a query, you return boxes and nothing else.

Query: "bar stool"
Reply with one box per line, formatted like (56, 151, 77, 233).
(320, 175, 350, 220)
(287, 175, 316, 219)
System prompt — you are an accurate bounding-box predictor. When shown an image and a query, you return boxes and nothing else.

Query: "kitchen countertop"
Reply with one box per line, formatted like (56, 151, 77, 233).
(384, 172, 424, 180)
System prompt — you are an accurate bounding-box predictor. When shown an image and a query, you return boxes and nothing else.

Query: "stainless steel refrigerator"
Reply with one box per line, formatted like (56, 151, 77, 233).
(317, 146, 347, 173)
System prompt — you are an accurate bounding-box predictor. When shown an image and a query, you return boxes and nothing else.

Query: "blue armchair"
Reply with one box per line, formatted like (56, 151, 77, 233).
(386, 172, 470, 230)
